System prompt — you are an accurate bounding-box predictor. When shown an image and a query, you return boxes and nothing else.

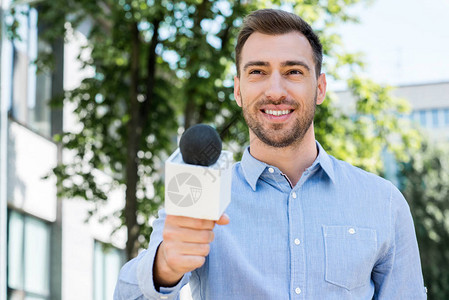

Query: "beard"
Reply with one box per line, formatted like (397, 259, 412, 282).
(241, 93, 317, 148)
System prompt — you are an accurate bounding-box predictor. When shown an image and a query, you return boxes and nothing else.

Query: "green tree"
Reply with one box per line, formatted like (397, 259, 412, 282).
(399, 140, 449, 300)
(10, 0, 258, 259)
(7, 0, 422, 261)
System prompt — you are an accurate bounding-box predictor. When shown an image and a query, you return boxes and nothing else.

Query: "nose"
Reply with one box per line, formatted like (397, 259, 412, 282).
(265, 71, 287, 101)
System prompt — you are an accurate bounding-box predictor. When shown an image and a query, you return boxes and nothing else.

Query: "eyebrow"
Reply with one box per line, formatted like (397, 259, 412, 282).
(281, 60, 311, 72)
(242, 61, 269, 72)
(242, 60, 311, 72)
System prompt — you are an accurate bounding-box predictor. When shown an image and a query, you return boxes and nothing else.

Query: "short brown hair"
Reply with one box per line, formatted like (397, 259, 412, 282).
(235, 9, 323, 78)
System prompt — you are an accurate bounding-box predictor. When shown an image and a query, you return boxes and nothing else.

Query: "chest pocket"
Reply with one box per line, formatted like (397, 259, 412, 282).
(322, 225, 378, 290)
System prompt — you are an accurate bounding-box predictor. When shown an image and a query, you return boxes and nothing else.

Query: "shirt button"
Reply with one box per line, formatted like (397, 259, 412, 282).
(348, 228, 356, 234)
(292, 192, 297, 199)
(268, 167, 274, 173)
(294, 238, 301, 245)
(295, 287, 301, 294)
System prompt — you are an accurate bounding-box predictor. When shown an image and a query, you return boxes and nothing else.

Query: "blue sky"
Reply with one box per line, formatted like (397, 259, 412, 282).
(337, 0, 449, 86)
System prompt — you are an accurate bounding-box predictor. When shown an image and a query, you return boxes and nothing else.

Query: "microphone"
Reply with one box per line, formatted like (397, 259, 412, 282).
(179, 124, 222, 166)
(165, 124, 233, 220)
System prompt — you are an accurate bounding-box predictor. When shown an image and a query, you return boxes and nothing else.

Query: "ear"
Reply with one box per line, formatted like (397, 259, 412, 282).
(316, 73, 327, 105)
(234, 76, 242, 107)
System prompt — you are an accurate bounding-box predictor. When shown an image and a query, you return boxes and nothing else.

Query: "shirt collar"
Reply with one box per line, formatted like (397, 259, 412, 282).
(311, 141, 335, 183)
(240, 141, 335, 191)
(240, 147, 268, 191)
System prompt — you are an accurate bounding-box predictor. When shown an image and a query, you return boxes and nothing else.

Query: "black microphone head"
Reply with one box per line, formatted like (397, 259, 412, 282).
(179, 124, 222, 166)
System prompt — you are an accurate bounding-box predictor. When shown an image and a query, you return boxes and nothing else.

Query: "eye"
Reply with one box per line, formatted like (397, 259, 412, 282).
(287, 69, 303, 75)
(249, 69, 264, 75)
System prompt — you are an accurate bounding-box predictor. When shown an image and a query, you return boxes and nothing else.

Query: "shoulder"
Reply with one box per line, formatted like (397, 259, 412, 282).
(327, 154, 409, 209)
(329, 154, 392, 191)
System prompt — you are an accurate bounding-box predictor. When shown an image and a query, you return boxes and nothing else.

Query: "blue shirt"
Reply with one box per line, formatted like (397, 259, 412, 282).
(114, 142, 426, 299)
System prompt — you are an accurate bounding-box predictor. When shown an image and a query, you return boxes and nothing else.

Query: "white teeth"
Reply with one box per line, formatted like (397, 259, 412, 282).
(264, 109, 291, 116)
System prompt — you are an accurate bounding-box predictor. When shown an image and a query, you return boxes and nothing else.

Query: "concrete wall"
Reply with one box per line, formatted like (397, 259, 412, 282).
(61, 170, 126, 300)
(7, 121, 57, 221)
(393, 82, 449, 110)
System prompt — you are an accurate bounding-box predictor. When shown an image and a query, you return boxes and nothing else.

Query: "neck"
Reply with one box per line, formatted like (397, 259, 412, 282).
(249, 126, 318, 186)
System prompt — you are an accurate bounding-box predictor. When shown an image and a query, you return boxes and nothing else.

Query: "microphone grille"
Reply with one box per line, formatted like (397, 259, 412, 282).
(179, 124, 222, 166)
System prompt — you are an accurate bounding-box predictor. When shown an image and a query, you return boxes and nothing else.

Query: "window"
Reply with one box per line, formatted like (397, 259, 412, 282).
(431, 109, 440, 128)
(7, 4, 52, 137)
(444, 108, 449, 126)
(7, 210, 51, 300)
(93, 241, 125, 300)
(419, 110, 428, 127)
(410, 111, 419, 123)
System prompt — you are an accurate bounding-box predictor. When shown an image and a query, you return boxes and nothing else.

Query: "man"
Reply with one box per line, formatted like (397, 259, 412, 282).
(115, 9, 426, 299)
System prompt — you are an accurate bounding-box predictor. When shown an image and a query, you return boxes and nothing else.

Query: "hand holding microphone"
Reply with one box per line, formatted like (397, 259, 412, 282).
(154, 213, 229, 287)
(154, 124, 232, 287)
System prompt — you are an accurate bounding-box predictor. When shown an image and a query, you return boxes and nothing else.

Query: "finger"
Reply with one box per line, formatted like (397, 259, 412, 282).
(168, 255, 206, 273)
(216, 213, 230, 225)
(166, 215, 216, 230)
(176, 242, 210, 257)
(163, 227, 214, 244)
(162, 245, 207, 274)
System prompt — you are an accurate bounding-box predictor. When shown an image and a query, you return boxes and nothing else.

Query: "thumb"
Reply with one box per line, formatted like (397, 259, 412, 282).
(216, 213, 230, 226)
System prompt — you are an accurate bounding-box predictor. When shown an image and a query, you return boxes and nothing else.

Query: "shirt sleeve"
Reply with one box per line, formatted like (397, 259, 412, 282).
(372, 183, 427, 299)
(114, 209, 191, 300)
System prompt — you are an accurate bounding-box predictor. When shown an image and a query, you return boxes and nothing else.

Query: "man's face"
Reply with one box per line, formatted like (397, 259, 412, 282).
(234, 32, 326, 148)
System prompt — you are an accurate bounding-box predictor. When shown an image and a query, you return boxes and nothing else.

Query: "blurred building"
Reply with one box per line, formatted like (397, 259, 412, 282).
(394, 81, 449, 141)
(1, 1, 126, 300)
(335, 81, 449, 142)
(334, 81, 449, 188)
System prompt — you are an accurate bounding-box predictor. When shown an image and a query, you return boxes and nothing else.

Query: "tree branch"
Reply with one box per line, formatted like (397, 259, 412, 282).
(125, 21, 141, 259)
(183, 0, 211, 129)
(141, 18, 162, 127)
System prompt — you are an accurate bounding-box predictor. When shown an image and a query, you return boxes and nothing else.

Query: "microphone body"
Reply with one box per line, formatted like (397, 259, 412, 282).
(164, 124, 233, 220)
(165, 149, 233, 220)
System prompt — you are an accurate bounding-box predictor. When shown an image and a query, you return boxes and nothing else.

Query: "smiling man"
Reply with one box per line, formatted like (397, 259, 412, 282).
(114, 9, 426, 300)
(234, 29, 326, 186)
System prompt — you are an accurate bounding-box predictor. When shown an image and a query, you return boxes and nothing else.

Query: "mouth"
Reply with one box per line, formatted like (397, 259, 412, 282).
(262, 109, 293, 116)
(259, 108, 295, 123)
